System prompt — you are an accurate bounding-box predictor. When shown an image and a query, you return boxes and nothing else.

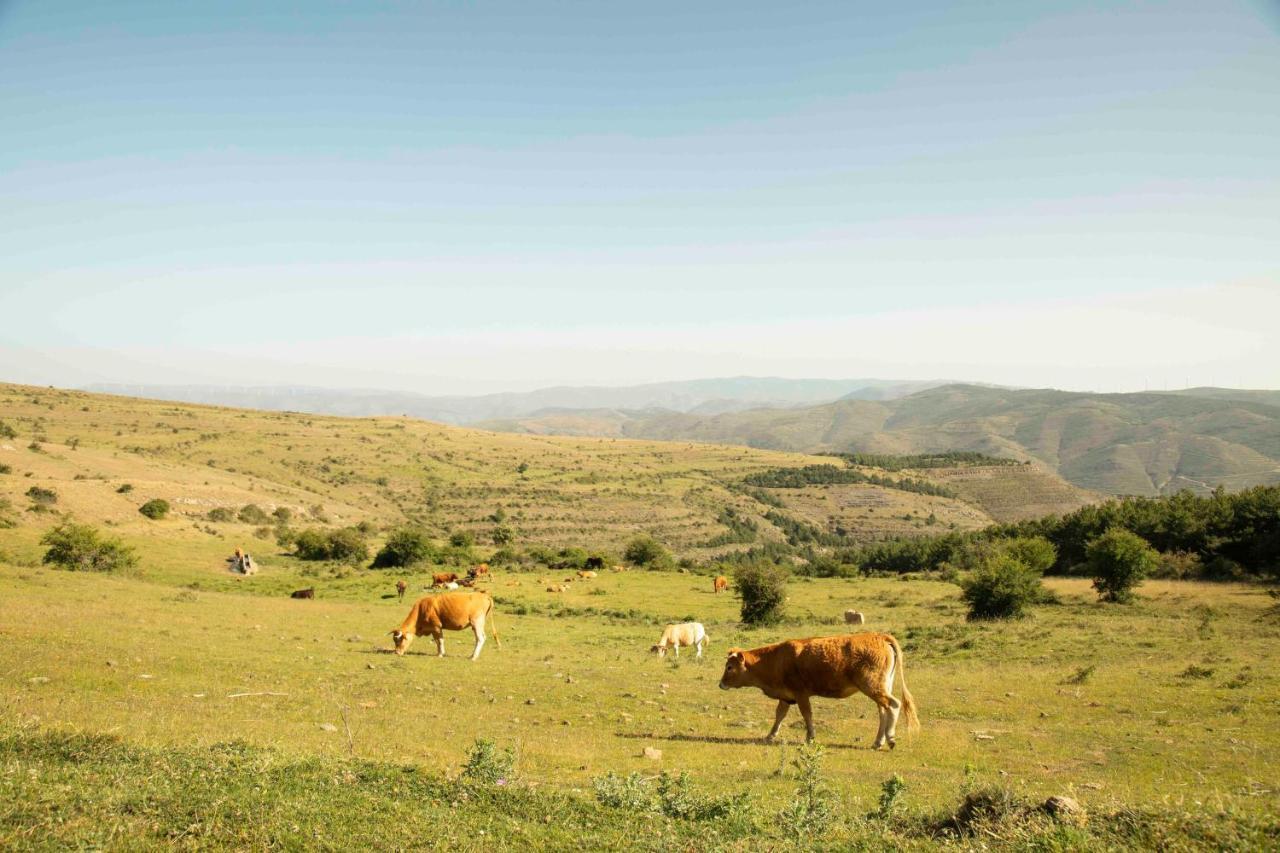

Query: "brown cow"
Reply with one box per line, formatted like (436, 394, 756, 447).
(577, 570, 597, 580)
(718, 632, 918, 750)
(396, 580, 407, 601)
(713, 575, 728, 594)
(390, 592, 501, 660)
(468, 563, 490, 579)
(290, 588, 315, 600)
(431, 572, 459, 588)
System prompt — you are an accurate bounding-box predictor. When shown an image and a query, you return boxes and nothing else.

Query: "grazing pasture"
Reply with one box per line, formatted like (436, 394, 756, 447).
(2, 563, 1277, 848)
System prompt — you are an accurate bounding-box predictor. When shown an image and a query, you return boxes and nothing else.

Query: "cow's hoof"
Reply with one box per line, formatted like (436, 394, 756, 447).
(888, 739, 897, 750)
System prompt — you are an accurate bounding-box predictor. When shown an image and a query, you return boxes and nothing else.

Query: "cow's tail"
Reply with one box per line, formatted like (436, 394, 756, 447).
(486, 596, 502, 650)
(888, 634, 920, 734)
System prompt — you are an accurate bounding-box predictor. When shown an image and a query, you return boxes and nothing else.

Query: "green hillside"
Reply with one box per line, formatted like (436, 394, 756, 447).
(479, 385, 1280, 497)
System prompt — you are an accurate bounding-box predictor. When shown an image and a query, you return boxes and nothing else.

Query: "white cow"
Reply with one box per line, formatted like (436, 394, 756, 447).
(445, 581, 460, 590)
(651, 622, 708, 659)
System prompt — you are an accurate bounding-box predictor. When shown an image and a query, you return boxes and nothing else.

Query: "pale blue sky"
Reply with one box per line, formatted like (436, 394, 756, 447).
(2, 1, 1278, 393)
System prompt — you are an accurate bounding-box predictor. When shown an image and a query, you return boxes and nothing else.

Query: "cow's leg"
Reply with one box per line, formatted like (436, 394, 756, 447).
(695, 639, 703, 659)
(796, 696, 816, 742)
(764, 699, 791, 742)
(672, 643, 679, 659)
(433, 630, 445, 657)
(470, 617, 485, 661)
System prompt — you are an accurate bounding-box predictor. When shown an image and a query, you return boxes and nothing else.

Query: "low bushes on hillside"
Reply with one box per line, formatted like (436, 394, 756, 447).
(138, 499, 170, 520)
(207, 507, 236, 523)
(827, 451, 1021, 470)
(624, 535, 674, 570)
(25, 486, 58, 508)
(40, 522, 138, 573)
(237, 504, 270, 525)
(292, 527, 369, 565)
(743, 464, 957, 498)
(371, 528, 438, 569)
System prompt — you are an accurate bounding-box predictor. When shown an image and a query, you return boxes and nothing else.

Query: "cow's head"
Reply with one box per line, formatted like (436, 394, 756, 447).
(719, 648, 749, 689)
(650, 643, 667, 658)
(390, 629, 414, 655)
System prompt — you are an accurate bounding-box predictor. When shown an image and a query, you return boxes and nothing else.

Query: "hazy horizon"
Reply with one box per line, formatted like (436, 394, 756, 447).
(3, 2, 1279, 395)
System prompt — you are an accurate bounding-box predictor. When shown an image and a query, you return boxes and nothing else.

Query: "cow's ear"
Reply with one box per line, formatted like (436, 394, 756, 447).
(727, 648, 743, 659)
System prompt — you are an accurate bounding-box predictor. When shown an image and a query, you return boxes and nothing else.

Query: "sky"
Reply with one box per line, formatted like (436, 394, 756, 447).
(1, 0, 1278, 395)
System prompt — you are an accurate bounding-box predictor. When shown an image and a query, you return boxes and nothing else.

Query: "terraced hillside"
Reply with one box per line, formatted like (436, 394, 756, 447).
(0, 384, 1030, 579)
(480, 385, 1280, 497)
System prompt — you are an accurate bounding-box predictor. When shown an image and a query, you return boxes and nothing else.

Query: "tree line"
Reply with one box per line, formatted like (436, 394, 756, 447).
(742, 464, 958, 498)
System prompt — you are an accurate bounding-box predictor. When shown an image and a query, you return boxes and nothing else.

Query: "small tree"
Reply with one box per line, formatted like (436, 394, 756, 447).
(292, 528, 332, 561)
(449, 530, 476, 548)
(41, 522, 138, 573)
(959, 552, 1042, 620)
(1087, 527, 1158, 603)
(372, 527, 437, 569)
(624, 535, 673, 570)
(138, 498, 170, 520)
(733, 560, 789, 625)
(207, 507, 236, 523)
(491, 524, 515, 547)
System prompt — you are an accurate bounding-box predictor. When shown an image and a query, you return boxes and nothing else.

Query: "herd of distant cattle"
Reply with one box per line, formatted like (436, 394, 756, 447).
(280, 560, 917, 748)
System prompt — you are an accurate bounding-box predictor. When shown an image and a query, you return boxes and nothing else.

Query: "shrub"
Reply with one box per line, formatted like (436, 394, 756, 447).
(325, 528, 369, 565)
(876, 773, 907, 820)
(138, 499, 170, 520)
(41, 522, 138, 573)
(237, 504, 270, 525)
(0, 463, 10, 475)
(292, 528, 333, 561)
(115, 483, 133, 494)
(371, 528, 437, 569)
(460, 738, 514, 786)
(733, 560, 789, 625)
(272, 507, 293, 524)
(25, 486, 58, 507)
(207, 507, 236, 523)
(0, 420, 16, 439)
(1087, 527, 1158, 603)
(448, 530, 475, 548)
(491, 525, 515, 546)
(959, 553, 1044, 620)
(489, 546, 520, 565)
(624, 535, 673, 570)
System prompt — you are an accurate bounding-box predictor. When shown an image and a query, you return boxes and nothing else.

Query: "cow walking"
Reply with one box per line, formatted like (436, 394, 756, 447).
(713, 575, 728, 594)
(718, 632, 918, 750)
(396, 580, 407, 601)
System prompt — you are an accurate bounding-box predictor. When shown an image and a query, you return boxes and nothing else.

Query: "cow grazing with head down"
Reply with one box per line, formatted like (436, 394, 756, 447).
(396, 580, 407, 601)
(713, 575, 728, 594)
(290, 587, 315, 600)
(718, 632, 918, 750)
(651, 622, 707, 658)
(390, 592, 501, 661)
(432, 572, 459, 588)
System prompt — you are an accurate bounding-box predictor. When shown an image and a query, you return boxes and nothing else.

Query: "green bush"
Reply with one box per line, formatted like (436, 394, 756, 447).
(491, 525, 515, 546)
(292, 528, 332, 561)
(459, 738, 515, 786)
(272, 507, 293, 524)
(0, 420, 17, 439)
(207, 507, 236, 523)
(40, 522, 138, 573)
(138, 499, 170, 520)
(959, 553, 1043, 620)
(733, 560, 789, 625)
(624, 535, 673, 570)
(448, 530, 475, 548)
(0, 463, 10, 475)
(325, 528, 368, 565)
(1087, 527, 1158, 603)
(115, 483, 133, 494)
(371, 528, 437, 569)
(238, 504, 270, 525)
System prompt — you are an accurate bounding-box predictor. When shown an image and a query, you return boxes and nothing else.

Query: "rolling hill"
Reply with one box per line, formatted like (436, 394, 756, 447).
(0, 382, 1097, 591)
(477, 385, 1280, 497)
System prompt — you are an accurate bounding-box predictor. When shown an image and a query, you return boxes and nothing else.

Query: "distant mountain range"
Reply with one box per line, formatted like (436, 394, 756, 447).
(83, 377, 958, 424)
(476, 384, 1280, 497)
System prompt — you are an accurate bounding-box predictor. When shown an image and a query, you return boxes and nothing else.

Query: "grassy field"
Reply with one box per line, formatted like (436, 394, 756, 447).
(2, 562, 1278, 849)
(2, 384, 1279, 849)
